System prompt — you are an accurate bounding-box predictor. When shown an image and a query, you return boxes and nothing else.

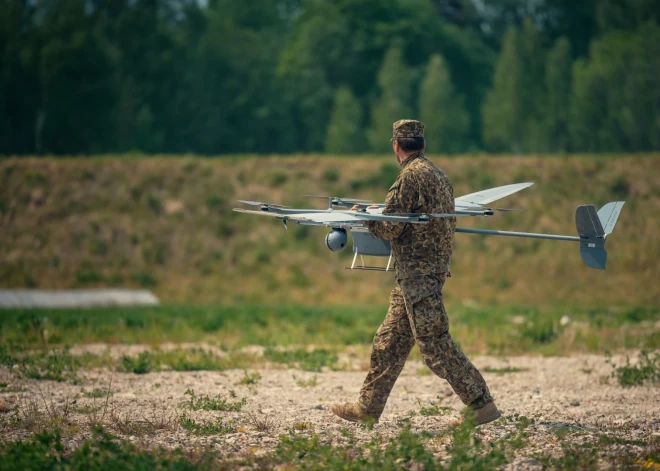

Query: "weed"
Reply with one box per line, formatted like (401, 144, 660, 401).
(535, 444, 599, 469)
(293, 421, 310, 431)
(246, 412, 276, 433)
(0, 345, 80, 382)
(483, 366, 529, 375)
(83, 388, 110, 398)
(184, 389, 246, 412)
(322, 168, 340, 182)
(611, 350, 660, 386)
(9, 392, 77, 435)
(238, 370, 261, 386)
(295, 375, 319, 388)
(179, 414, 236, 435)
(417, 396, 453, 416)
(264, 348, 338, 372)
(121, 351, 155, 374)
(161, 348, 228, 371)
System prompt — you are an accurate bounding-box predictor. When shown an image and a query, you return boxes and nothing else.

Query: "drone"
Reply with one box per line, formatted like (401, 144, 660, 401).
(234, 183, 624, 271)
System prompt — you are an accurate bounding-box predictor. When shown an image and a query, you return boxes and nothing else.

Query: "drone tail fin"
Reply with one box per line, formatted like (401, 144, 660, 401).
(575, 201, 625, 270)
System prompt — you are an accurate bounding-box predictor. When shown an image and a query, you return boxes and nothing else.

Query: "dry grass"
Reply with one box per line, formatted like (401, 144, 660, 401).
(0, 154, 658, 307)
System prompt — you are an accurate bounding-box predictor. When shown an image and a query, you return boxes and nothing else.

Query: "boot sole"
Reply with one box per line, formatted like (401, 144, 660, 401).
(476, 408, 501, 426)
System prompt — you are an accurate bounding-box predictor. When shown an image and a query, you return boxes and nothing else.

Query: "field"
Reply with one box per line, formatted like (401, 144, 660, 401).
(1, 155, 659, 469)
(1, 154, 659, 305)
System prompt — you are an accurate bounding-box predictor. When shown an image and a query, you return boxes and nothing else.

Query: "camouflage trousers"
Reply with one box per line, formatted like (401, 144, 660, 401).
(358, 274, 493, 418)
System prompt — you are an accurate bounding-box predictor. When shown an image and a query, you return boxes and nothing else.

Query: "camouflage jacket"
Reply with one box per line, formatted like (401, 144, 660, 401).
(366, 153, 456, 280)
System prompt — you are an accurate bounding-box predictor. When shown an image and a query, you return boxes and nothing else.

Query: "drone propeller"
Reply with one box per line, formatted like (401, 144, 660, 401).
(304, 195, 372, 210)
(237, 200, 291, 209)
(491, 207, 524, 212)
(304, 195, 371, 203)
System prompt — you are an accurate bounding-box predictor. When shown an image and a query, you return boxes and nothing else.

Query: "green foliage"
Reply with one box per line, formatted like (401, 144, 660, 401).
(178, 414, 237, 436)
(121, 352, 155, 375)
(419, 54, 470, 154)
(545, 37, 573, 152)
(0, 344, 80, 382)
(482, 19, 546, 153)
(238, 370, 261, 386)
(482, 25, 522, 152)
(184, 389, 246, 412)
(264, 348, 339, 372)
(368, 46, 414, 153)
(570, 22, 660, 152)
(325, 88, 364, 154)
(611, 350, 660, 386)
(417, 396, 453, 416)
(1, 304, 658, 357)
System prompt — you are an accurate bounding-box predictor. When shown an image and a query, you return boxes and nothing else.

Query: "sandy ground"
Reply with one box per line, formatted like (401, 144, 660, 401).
(1, 351, 659, 469)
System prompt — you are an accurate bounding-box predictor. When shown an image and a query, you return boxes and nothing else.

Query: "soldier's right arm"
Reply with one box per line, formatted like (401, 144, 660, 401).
(365, 172, 419, 240)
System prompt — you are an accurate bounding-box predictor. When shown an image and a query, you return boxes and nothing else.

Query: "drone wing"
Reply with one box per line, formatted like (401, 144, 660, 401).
(233, 207, 472, 228)
(455, 182, 534, 210)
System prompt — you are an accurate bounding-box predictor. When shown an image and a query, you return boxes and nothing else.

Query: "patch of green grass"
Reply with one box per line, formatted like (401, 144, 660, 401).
(159, 348, 228, 372)
(0, 345, 81, 382)
(237, 370, 261, 386)
(483, 366, 529, 375)
(121, 351, 155, 375)
(184, 389, 246, 412)
(295, 375, 318, 388)
(82, 388, 110, 399)
(178, 414, 236, 435)
(264, 348, 339, 372)
(417, 396, 453, 417)
(611, 350, 660, 386)
(119, 348, 243, 374)
(0, 304, 658, 356)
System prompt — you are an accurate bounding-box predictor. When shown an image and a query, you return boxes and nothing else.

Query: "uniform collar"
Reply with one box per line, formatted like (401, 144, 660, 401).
(400, 152, 425, 169)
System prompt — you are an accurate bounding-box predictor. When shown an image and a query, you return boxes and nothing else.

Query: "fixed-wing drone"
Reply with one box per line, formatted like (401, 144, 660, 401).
(234, 183, 624, 271)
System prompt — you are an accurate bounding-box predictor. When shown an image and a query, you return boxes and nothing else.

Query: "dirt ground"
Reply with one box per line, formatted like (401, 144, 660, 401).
(1, 350, 659, 469)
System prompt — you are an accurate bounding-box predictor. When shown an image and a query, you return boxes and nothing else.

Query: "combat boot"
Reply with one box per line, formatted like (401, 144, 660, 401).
(473, 401, 501, 426)
(331, 403, 379, 423)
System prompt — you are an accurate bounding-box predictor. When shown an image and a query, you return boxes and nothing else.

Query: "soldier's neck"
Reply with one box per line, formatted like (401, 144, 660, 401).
(397, 150, 422, 165)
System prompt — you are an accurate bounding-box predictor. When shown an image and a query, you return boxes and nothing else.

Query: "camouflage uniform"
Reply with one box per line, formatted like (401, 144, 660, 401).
(358, 120, 493, 419)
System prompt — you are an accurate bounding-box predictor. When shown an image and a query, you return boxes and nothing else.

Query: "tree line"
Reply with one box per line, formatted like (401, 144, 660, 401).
(1, 0, 658, 156)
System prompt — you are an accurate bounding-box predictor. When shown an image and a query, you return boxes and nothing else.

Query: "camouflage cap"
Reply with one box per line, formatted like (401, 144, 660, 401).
(392, 119, 424, 139)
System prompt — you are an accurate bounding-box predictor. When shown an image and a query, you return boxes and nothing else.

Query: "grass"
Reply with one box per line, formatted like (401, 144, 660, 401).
(610, 350, 660, 386)
(295, 375, 319, 388)
(264, 348, 340, 372)
(183, 389, 246, 412)
(1, 304, 657, 357)
(119, 348, 253, 374)
(1, 414, 658, 470)
(178, 414, 237, 435)
(1, 155, 658, 307)
(417, 397, 453, 417)
(237, 370, 261, 386)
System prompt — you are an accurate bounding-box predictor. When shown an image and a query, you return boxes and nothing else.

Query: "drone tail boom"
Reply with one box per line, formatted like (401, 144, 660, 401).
(455, 201, 624, 270)
(576, 201, 624, 270)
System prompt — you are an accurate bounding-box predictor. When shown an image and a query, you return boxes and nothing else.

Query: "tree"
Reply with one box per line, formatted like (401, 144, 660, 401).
(517, 18, 546, 152)
(482, 25, 522, 152)
(544, 37, 572, 152)
(418, 54, 469, 153)
(570, 22, 660, 152)
(482, 19, 546, 153)
(367, 46, 414, 153)
(325, 87, 364, 154)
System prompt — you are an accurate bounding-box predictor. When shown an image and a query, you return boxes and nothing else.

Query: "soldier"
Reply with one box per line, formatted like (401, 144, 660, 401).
(331, 119, 500, 426)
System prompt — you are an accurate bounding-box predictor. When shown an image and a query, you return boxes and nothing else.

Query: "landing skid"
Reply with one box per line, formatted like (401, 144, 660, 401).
(345, 251, 393, 271)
